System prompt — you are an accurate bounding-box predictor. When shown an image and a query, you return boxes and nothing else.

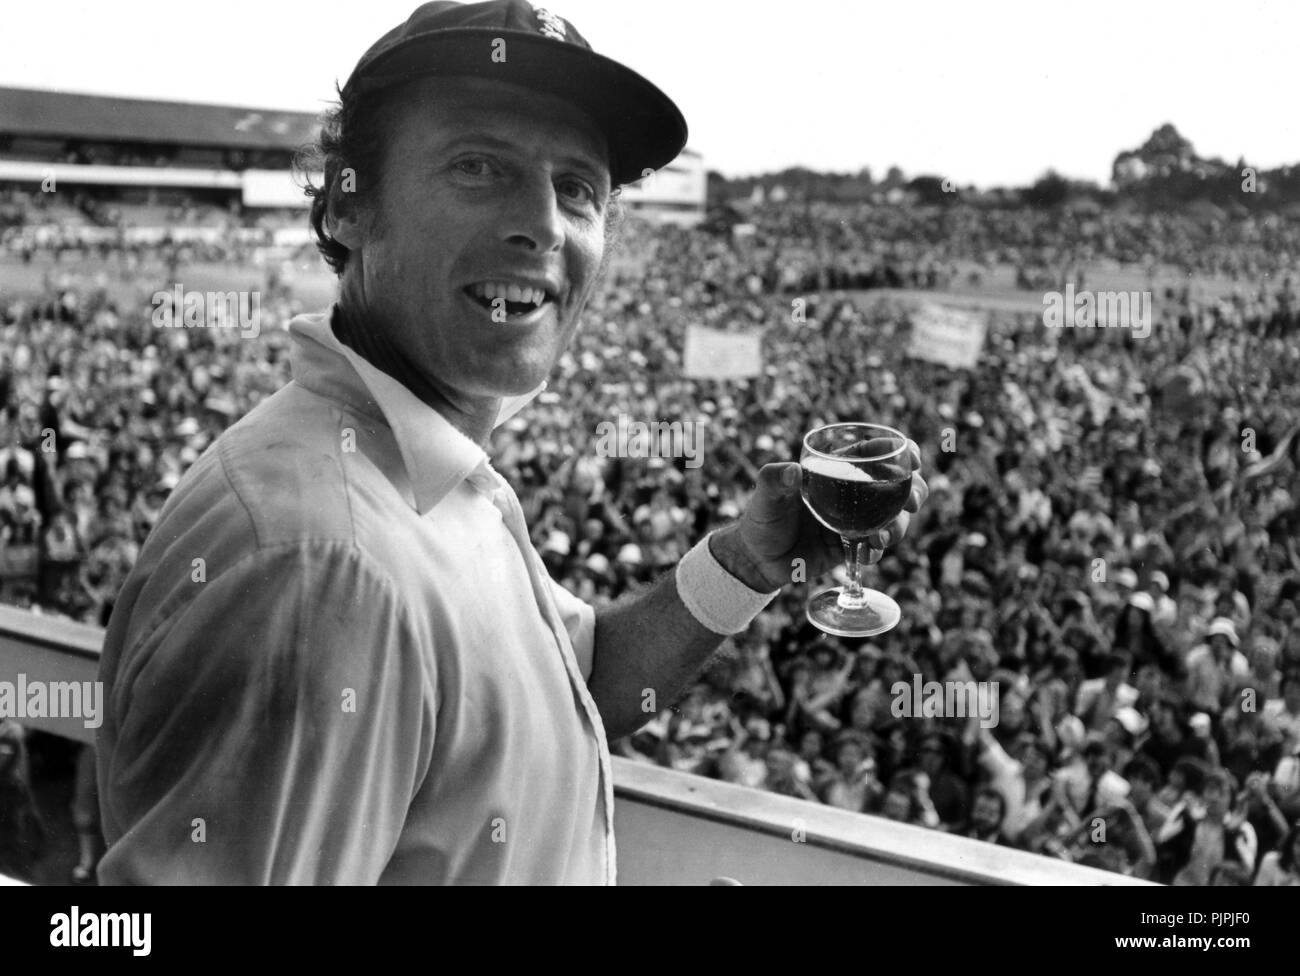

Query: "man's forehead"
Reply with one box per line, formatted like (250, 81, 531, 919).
(387, 76, 609, 171)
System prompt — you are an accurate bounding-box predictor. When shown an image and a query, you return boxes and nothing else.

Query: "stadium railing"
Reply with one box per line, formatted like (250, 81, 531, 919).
(0, 604, 1150, 885)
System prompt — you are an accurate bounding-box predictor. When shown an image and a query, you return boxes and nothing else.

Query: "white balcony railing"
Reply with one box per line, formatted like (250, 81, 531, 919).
(0, 604, 1149, 885)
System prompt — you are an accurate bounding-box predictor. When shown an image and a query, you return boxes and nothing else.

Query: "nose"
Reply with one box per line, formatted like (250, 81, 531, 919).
(501, 172, 565, 254)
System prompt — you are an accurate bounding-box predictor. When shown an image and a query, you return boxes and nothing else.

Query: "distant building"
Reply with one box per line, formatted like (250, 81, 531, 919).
(618, 147, 705, 226)
(0, 87, 318, 214)
(0, 87, 704, 232)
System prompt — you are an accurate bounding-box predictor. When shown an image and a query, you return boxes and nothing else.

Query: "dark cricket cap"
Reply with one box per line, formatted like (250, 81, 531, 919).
(341, 0, 688, 187)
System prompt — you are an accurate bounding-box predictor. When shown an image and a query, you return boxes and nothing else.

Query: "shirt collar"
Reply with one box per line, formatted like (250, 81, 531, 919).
(287, 306, 545, 515)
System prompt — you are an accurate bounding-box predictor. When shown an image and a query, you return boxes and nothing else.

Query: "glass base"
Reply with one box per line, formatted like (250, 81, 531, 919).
(806, 586, 901, 638)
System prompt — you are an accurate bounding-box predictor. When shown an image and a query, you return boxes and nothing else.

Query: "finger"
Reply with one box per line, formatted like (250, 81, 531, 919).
(869, 511, 911, 549)
(758, 461, 801, 495)
(747, 462, 801, 526)
(905, 470, 928, 513)
(906, 438, 923, 472)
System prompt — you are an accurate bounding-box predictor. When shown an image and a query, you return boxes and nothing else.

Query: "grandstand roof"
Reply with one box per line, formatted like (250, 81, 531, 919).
(0, 87, 320, 151)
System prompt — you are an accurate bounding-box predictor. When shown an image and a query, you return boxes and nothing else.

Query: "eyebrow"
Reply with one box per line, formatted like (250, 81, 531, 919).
(437, 133, 610, 188)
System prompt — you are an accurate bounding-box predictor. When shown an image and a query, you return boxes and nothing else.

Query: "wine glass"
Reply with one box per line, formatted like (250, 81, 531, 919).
(800, 422, 915, 637)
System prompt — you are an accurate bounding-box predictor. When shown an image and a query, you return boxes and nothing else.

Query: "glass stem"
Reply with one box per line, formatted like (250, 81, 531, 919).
(839, 537, 866, 609)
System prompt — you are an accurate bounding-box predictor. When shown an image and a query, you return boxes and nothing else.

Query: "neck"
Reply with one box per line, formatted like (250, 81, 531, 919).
(331, 298, 498, 447)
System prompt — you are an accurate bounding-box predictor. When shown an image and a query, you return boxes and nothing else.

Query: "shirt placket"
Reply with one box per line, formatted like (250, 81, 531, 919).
(481, 469, 617, 885)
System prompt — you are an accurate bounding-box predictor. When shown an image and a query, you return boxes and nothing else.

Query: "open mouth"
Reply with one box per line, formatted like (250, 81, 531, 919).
(463, 280, 556, 320)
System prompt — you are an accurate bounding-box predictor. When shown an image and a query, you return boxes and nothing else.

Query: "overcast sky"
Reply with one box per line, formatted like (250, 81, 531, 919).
(3, 0, 1295, 186)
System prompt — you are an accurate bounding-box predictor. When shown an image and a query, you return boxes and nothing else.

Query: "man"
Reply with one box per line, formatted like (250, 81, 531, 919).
(964, 787, 1009, 846)
(972, 729, 1052, 846)
(821, 731, 882, 814)
(1074, 651, 1137, 732)
(1263, 671, 1300, 755)
(0, 720, 45, 882)
(1054, 737, 1130, 823)
(1184, 617, 1250, 715)
(1157, 769, 1257, 886)
(1121, 754, 1172, 838)
(914, 732, 969, 831)
(1148, 570, 1177, 628)
(95, 0, 926, 884)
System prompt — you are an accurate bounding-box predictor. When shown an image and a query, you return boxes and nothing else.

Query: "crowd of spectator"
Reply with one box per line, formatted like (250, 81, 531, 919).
(731, 199, 1300, 290)
(0, 187, 312, 267)
(0, 196, 1298, 884)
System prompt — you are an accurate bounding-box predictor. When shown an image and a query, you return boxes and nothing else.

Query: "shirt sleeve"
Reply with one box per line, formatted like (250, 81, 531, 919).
(97, 540, 436, 885)
(547, 576, 596, 682)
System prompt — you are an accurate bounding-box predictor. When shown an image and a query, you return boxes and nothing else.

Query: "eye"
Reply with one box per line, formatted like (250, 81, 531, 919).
(558, 177, 597, 206)
(452, 156, 495, 178)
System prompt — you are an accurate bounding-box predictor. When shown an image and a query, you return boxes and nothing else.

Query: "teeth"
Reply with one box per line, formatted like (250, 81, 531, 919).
(470, 281, 547, 307)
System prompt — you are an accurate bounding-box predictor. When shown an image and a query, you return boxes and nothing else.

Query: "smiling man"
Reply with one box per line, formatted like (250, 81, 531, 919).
(95, 0, 925, 885)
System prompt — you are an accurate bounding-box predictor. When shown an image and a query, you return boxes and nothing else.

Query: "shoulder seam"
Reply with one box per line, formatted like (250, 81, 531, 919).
(215, 430, 264, 550)
(216, 390, 379, 550)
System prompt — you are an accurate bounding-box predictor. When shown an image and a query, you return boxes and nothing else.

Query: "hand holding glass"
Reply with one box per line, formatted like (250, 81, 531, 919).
(799, 423, 916, 637)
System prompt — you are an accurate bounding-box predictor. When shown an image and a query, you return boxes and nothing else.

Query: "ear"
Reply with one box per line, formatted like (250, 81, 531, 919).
(326, 166, 369, 251)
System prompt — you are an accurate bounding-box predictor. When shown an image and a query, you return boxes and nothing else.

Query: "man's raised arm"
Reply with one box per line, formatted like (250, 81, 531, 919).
(587, 455, 926, 739)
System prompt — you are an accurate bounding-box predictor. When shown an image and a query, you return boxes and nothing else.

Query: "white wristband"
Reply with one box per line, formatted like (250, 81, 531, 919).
(675, 531, 780, 635)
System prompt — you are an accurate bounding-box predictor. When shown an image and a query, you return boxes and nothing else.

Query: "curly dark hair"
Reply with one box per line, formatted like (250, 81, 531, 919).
(294, 81, 395, 276)
(295, 80, 627, 278)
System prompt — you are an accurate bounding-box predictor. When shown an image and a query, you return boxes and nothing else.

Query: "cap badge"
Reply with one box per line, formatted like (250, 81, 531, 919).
(533, 6, 567, 41)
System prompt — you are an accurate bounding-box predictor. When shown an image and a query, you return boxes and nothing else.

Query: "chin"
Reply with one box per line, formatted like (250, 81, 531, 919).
(478, 350, 559, 395)
(456, 363, 549, 399)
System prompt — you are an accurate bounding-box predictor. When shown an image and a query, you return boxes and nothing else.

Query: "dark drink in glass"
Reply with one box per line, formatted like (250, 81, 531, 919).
(799, 423, 916, 637)
(800, 454, 913, 540)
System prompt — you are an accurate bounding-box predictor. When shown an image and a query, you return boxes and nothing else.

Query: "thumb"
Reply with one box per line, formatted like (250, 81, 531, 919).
(745, 462, 801, 525)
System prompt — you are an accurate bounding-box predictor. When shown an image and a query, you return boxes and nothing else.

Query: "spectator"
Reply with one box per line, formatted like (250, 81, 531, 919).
(881, 773, 938, 829)
(0, 721, 45, 882)
(965, 787, 1010, 846)
(1055, 738, 1130, 823)
(1157, 769, 1257, 886)
(1122, 754, 1173, 838)
(1075, 652, 1138, 732)
(1264, 671, 1300, 753)
(821, 732, 883, 813)
(913, 732, 971, 831)
(1253, 820, 1300, 886)
(972, 728, 1053, 846)
(1184, 618, 1251, 715)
